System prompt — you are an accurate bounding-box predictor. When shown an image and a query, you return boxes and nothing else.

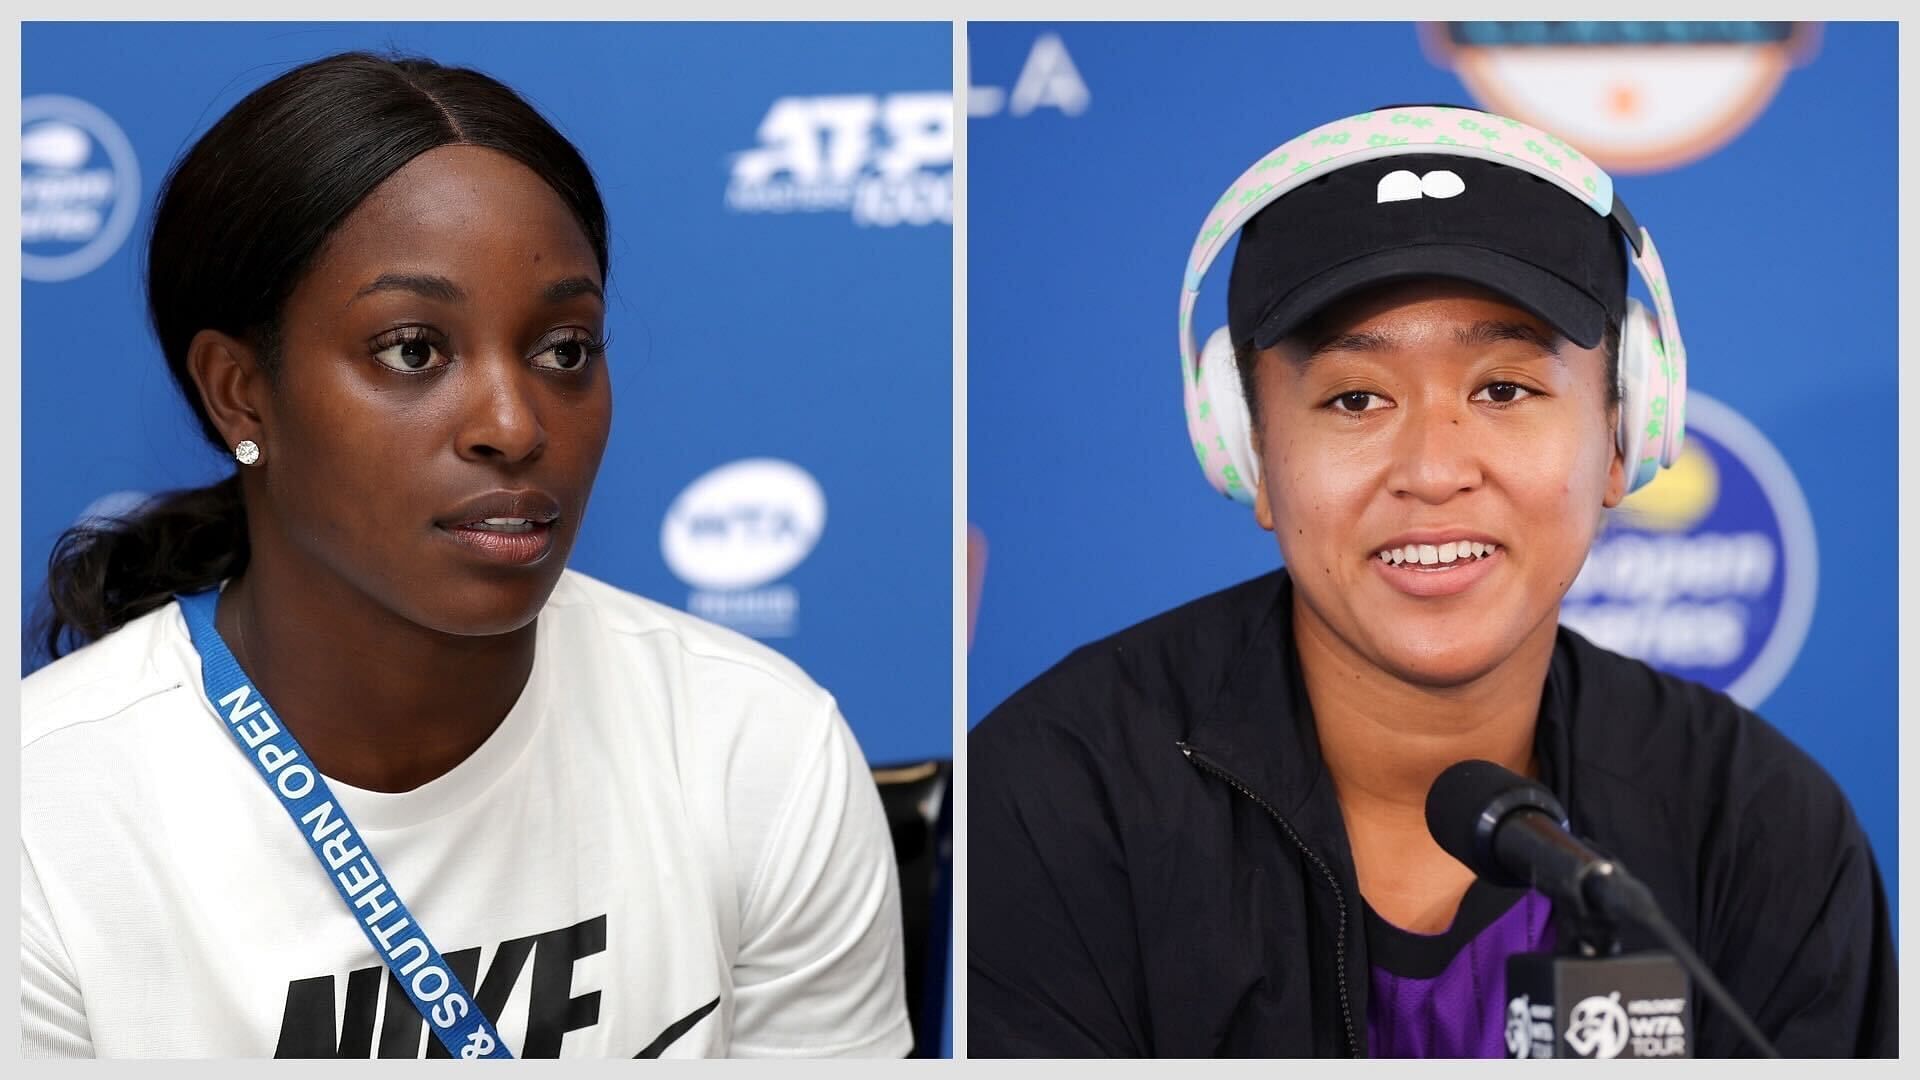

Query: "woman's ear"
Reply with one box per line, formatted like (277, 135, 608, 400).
(1253, 449, 1276, 532)
(1602, 409, 1629, 509)
(184, 329, 269, 450)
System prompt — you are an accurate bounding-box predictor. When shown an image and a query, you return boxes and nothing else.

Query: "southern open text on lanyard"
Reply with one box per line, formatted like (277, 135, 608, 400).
(176, 589, 513, 1059)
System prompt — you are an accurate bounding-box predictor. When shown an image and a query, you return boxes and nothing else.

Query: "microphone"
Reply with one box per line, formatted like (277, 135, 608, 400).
(1424, 760, 1780, 1059)
(1424, 759, 1659, 926)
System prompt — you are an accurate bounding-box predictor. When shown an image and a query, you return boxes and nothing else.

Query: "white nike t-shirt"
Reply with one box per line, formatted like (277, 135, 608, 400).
(20, 570, 912, 1058)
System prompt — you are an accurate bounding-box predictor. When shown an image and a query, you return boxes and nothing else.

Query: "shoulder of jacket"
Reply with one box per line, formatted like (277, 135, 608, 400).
(1558, 627, 1762, 746)
(1556, 627, 1849, 824)
(974, 571, 1287, 755)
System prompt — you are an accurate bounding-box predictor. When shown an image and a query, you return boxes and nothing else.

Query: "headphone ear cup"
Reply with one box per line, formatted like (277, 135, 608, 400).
(1186, 326, 1261, 505)
(1615, 298, 1669, 494)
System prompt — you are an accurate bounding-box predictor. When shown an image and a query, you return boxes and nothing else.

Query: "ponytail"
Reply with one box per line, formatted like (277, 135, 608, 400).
(38, 476, 249, 660)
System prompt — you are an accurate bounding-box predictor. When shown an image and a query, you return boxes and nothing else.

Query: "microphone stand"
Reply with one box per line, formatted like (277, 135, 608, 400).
(1583, 862, 1783, 1059)
(1509, 859, 1780, 1058)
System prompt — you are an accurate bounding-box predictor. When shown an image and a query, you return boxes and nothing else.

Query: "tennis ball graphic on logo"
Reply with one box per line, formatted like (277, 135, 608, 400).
(1613, 442, 1718, 533)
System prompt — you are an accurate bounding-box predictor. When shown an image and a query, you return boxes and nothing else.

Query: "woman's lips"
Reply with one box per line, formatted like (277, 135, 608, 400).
(437, 520, 555, 565)
(1370, 545, 1502, 598)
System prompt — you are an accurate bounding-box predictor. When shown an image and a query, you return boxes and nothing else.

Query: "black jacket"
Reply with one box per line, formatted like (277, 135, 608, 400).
(969, 570, 1896, 1057)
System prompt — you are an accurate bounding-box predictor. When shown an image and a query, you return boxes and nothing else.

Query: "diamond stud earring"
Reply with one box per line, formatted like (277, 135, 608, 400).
(234, 440, 261, 466)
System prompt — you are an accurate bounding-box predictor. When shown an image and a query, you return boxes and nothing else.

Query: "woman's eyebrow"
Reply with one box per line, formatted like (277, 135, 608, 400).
(344, 273, 603, 307)
(349, 272, 465, 306)
(1299, 320, 1564, 369)
(543, 276, 603, 304)
(1303, 328, 1398, 363)
(1454, 319, 1563, 359)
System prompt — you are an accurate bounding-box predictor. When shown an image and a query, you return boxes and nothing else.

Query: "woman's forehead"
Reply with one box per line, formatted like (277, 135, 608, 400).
(305, 145, 601, 299)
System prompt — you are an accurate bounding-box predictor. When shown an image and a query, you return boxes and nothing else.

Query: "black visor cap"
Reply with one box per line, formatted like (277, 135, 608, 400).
(1227, 153, 1627, 352)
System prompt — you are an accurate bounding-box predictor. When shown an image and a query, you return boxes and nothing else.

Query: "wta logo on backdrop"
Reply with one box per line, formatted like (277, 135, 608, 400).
(1560, 392, 1817, 709)
(22, 94, 141, 283)
(660, 459, 827, 638)
(726, 93, 951, 227)
(1424, 21, 1819, 173)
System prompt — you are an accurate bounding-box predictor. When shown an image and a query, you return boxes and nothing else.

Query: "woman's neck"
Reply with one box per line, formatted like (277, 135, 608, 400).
(1293, 591, 1555, 931)
(214, 560, 537, 794)
(1294, 595, 1553, 809)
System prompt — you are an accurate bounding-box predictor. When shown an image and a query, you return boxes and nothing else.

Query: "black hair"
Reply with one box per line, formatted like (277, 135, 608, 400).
(1232, 313, 1623, 432)
(36, 51, 610, 662)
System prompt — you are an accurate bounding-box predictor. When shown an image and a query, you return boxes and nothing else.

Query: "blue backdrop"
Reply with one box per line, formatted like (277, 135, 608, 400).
(22, 20, 952, 1053)
(967, 22, 1897, 921)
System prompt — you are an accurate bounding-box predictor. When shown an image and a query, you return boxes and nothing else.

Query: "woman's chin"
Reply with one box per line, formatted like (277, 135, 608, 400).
(407, 580, 560, 639)
(1346, 598, 1559, 690)
(1366, 635, 1513, 690)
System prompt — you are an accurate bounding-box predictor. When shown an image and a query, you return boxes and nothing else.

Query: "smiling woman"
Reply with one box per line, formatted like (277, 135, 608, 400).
(22, 52, 908, 1059)
(968, 104, 1895, 1059)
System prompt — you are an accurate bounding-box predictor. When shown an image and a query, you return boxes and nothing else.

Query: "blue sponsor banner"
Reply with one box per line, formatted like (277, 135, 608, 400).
(967, 22, 1896, 916)
(22, 21, 951, 1054)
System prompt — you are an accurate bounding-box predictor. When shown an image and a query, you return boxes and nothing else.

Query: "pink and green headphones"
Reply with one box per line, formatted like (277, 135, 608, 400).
(1179, 104, 1686, 505)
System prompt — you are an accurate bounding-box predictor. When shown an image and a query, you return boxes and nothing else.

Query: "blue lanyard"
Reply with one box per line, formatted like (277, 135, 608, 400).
(175, 589, 513, 1059)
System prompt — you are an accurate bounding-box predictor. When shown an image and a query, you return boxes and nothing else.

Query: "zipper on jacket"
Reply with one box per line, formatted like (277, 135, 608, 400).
(1179, 742, 1361, 1058)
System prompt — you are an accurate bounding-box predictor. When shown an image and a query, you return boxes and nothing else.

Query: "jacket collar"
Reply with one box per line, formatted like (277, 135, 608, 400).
(1536, 645, 1576, 811)
(1180, 570, 1334, 822)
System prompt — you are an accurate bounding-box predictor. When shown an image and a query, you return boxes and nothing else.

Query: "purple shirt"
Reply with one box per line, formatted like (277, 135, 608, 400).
(1365, 884, 1555, 1058)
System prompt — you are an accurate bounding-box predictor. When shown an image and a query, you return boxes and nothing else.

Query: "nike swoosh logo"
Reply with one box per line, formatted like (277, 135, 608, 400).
(633, 996, 721, 1058)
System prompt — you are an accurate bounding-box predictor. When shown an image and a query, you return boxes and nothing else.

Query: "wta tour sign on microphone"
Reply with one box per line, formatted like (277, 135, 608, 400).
(1506, 953, 1691, 1058)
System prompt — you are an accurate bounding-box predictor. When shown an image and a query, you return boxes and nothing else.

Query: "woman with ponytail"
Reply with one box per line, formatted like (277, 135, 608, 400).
(23, 52, 909, 1059)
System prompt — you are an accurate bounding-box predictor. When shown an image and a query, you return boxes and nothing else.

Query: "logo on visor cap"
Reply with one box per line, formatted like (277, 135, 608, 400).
(1376, 168, 1465, 203)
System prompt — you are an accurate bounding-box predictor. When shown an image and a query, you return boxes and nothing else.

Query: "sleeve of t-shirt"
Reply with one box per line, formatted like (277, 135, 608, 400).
(21, 842, 93, 1058)
(726, 698, 911, 1057)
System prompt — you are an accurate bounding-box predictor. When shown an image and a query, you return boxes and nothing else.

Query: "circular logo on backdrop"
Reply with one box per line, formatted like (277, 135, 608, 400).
(1560, 391, 1817, 709)
(661, 458, 827, 638)
(1423, 22, 1819, 173)
(662, 458, 826, 590)
(22, 95, 142, 282)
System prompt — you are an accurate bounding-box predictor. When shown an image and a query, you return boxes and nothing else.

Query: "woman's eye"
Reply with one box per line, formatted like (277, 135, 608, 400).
(1329, 390, 1387, 413)
(533, 336, 601, 371)
(372, 336, 447, 373)
(1473, 382, 1536, 404)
